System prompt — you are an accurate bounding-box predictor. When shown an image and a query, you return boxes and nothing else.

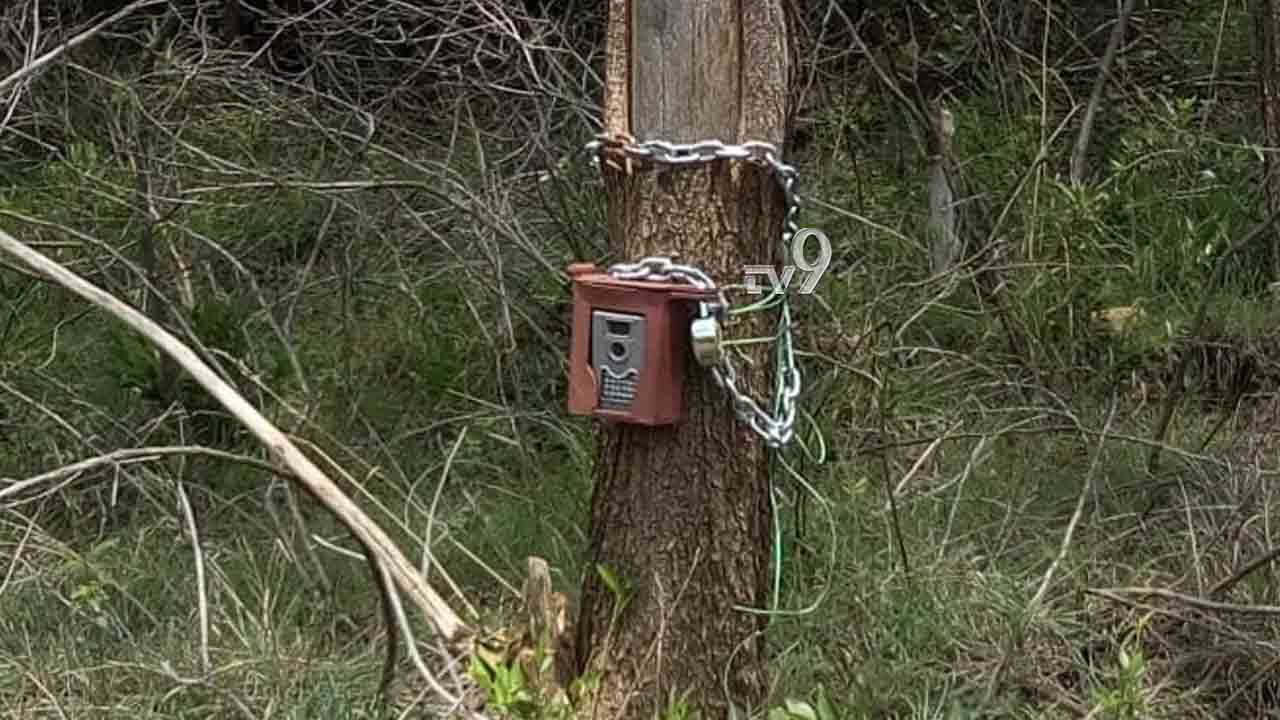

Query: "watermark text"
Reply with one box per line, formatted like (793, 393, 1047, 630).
(743, 228, 831, 295)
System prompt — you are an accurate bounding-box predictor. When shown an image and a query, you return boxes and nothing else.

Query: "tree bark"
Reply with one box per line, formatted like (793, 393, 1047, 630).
(1259, 0, 1280, 278)
(927, 101, 959, 275)
(573, 2, 789, 719)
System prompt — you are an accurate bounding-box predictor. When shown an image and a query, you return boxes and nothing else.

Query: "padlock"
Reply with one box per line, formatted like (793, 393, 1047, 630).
(690, 315, 723, 368)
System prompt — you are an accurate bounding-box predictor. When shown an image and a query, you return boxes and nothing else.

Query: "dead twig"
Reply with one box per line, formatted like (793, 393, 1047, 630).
(173, 478, 211, 675)
(1030, 395, 1119, 612)
(1069, 0, 1138, 185)
(1088, 586, 1280, 616)
(0, 445, 280, 506)
(985, 399, 1120, 720)
(423, 427, 468, 580)
(1208, 545, 1280, 598)
(0, 0, 167, 95)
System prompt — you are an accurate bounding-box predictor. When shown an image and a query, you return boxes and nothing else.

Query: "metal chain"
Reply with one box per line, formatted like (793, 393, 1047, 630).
(586, 137, 803, 246)
(606, 255, 716, 290)
(587, 135, 804, 448)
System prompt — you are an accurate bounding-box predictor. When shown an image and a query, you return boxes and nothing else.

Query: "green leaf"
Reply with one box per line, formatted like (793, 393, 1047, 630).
(785, 699, 818, 720)
(815, 686, 837, 720)
(89, 538, 119, 558)
(71, 583, 99, 603)
(597, 563, 623, 597)
(468, 653, 495, 688)
(596, 563, 633, 611)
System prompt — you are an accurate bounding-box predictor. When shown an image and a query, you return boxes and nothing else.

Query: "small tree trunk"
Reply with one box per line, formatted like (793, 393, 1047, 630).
(574, 2, 789, 719)
(223, 0, 241, 43)
(1069, 0, 1138, 186)
(927, 102, 959, 275)
(1259, 0, 1280, 278)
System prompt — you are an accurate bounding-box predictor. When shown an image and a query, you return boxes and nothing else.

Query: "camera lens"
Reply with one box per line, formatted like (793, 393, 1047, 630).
(609, 341, 628, 362)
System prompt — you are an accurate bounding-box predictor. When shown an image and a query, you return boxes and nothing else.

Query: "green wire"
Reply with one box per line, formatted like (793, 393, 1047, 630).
(767, 296, 788, 614)
(769, 452, 783, 612)
(734, 450, 838, 618)
(730, 284, 836, 620)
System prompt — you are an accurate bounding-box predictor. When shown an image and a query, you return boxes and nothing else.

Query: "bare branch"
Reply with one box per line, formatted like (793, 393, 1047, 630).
(0, 0, 167, 95)
(0, 226, 470, 644)
(1089, 586, 1280, 617)
(1030, 396, 1119, 613)
(1, 446, 278, 505)
(174, 479, 211, 675)
(1068, 0, 1138, 186)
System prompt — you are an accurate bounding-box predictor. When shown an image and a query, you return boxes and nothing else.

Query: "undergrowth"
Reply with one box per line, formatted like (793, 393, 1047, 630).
(3, 1, 1280, 719)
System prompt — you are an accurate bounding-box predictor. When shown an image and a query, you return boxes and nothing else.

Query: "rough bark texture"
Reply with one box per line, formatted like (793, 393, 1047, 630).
(740, 0, 790, 143)
(1260, 0, 1280, 278)
(574, 2, 788, 719)
(632, 2, 739, 139)
(574, 165, 780, 720)
(602, 0, 630, 135)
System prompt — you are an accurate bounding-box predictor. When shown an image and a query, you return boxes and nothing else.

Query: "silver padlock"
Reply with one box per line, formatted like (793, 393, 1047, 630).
(690, 314, 723, 367)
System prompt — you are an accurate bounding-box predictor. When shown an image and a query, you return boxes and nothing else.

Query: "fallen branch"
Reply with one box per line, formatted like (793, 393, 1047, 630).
(1209, 545, 1280, 598)
(1, 445, 279, 505)
(1030, 396, 1119, 613)
(0, 227, 469, 643)
(1088, 586, 1280, 616)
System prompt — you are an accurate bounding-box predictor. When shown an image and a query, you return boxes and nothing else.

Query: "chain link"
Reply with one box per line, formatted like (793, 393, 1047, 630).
(606, 256, 715, 290)
(589, 135, 804, 448)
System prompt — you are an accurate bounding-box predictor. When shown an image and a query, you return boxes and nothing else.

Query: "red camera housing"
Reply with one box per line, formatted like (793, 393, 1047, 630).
(566, 263, 713, 425)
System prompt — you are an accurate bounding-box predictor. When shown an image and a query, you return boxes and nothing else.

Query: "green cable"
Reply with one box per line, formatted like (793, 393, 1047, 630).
(769, 295, 789, 613)
(730, 284, 837, 620)
(734, 450, 838, 618)
(769, 452, 783, 612)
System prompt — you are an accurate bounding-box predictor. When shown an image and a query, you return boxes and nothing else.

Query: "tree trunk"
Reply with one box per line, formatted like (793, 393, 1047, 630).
(573, 2, 789, 719)
(1259, 0, 1280, 278)
(223, 0, 241, 43)
(927, 101, 959, 275)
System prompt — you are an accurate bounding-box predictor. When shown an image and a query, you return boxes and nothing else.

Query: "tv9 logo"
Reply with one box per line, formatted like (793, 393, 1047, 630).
(742, 228, 831, 296)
